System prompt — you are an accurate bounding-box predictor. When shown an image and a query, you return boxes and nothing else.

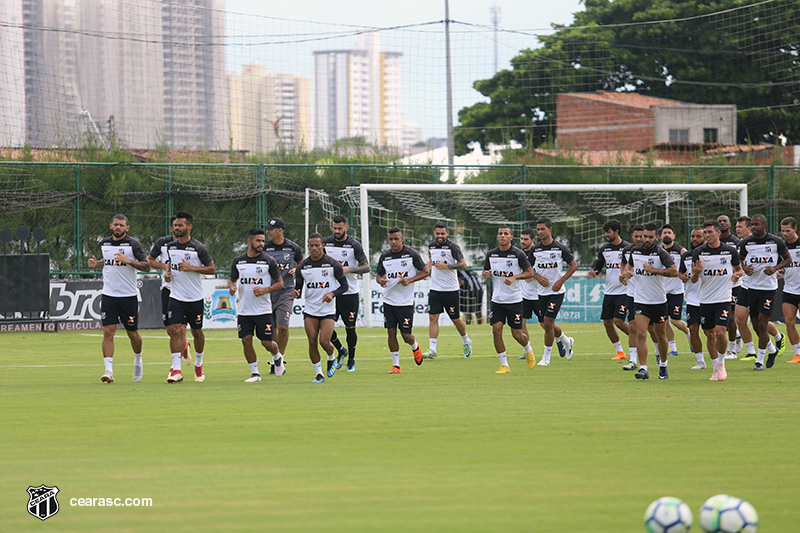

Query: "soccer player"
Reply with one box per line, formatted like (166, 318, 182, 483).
(588, 219, 631, 360)
(88, 214, 151, 383)
(376, 227, 429, 374)
(780, 216, 800, 364)
(423, 222, 473, 359)
(691, 220, 743, 381)
(531, 218, 577, 366)
(734, 215, 785, 363)
(624, 223, 678, 380)
(661, 224, 691, 357)
(323, 215, 369, 372)
(620, 225, 644, 371)
(263, 217, 304, 373)
(718, 214, 743, 358)
(519, 228, 540, 360)
(482, 225, 535, 373)
(229, 229, 284, 382)
(679, 228, 708, 369)
(148, 216, 191, 366)
(293, 233, 348, 383)
(739, 214, 791, 370)
(164, 212, 216, 383)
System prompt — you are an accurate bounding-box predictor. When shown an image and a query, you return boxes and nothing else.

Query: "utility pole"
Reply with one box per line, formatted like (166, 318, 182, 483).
(491, 4, 501, 74)
(445, 0, 455, 175)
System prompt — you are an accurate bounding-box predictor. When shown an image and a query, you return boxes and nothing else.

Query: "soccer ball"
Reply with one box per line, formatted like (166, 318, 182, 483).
(699, 494, 731, 532)
(644, 496, 693, 533)
(705, 496, 758, 533)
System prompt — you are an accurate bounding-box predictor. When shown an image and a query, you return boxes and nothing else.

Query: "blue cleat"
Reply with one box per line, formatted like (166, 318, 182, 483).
(346, 359, 355, 372)
(335, 347, 348, 369)
(312, 374, 326, 383)
(327, 360, 337, 378)
(556, 340, 566, 357)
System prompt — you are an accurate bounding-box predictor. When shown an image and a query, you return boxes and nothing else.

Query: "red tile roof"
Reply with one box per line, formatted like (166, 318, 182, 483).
(563, 91, 683, 110)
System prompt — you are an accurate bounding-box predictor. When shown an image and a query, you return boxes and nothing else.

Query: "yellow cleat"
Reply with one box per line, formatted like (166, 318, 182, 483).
(525, 350, 536, 369)
(495, 365, 511, 374)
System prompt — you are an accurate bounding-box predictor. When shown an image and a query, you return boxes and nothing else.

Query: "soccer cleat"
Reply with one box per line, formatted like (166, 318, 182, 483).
(269, 363, 276, 375)
(776, 335, 786, 357)
(658, 366, 669, 380)
(788, 355, 800, 363)
(753, 362, 764, 371)
(538, 360, 550, 367)
(463, 343, 472, 358)
(565, 337, 574, 360)
(717, 364, 727, 381)
(622, 361, 638, 371)
(734, 336, 743, 354)
(274, 358, 285, 377)
(312, 374, 325, 383)
(167, 369, 183, 383)
(422, 349, 437, 359)
(634, 368, 649, 380)
(740, 353, 757, 361)
(335, 347, 348, 369)
(194, 365, 205, 382)
(525, 348, 536, 370)
(766, 350, 778, 369)
(690, 361, 707, 370)
(388, 366, 401, 374)
(612, 351, 627, 360)
(413, 346, 424, 366)
(724, 350, 738, 360)
(556, 340, 566, 357)
(101, 370, 114, 383)
(346, 359, 356, 372)
(709, 368, 720, 381)
(327, 360, 337, 378)
(518, 355, 526, 360)
(667, 350, 678, 358)
(244, 373, 261, 383)
(495, 365, 510, 374)
(132, 365, 143, 383)
(181, 340, 192, 365)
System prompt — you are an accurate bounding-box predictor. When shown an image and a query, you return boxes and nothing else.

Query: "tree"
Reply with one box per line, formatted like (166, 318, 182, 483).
(455, 0, 800, 155)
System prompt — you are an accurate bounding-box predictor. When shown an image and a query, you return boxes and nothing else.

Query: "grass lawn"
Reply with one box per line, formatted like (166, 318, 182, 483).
(1, 323, 798, 532)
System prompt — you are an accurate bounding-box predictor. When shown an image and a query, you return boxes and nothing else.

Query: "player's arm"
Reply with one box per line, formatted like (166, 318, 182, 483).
(454, 257, 468, 270)
(182, 260, 216, 275)
(228, 278, 237, 295)
(347, 258, 370, 275)
(325, 262, 349, 302)
(117, 248, 151, 272)
(404, 264, 430, 284)
(766, 251, 791, 276)
(588, 250, 605, 278)
(148, 256, 168, 271)
(292, 264, 304, 298)
(552, 259, 578, 293)
(424, 258, 433, 277)
(507, 265, 533, 285)
(690, 251, 703, 283)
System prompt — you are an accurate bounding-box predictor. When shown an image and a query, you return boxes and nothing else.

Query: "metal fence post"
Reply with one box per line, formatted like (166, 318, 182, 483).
(166, 165, 174, 234)
(257, 164, 267, 226)
(74, 164, 83, 273)
(768, 165, 777, 233)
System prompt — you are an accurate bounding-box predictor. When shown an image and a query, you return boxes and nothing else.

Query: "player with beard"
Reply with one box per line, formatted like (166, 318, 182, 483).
(588, 219, 631, 360)
(660, 224, 691, 357)
(718, 215, 743, 357)
(779, 217, 800, 363)
(738, 214, 791, 370)
(679, 228, 708, 369)
(620, 225, 644, 371)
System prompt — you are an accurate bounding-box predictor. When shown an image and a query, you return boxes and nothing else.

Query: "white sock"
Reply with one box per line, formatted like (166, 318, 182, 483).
(248, 362, 259, 374)
(195, 352, 204, 367)
(630, 347, 638, 365)
(685, 332, 692, 343)
(429, 338, 438, 351)
(103, 357, 113, 373)
(497, 352, 508, 366)
(767, 341, 776, 353)
(712, 357, 720, 369)
(558, 333, 568, 344)
(745, 341, 756, 354)
(775, 332, 783, 343)
(274, 352, 283, 364)
(659, 359, 668, 368)
(312, 362, 322, 376)
(543, 345, 552, 363)
(327, 352, 336, 361)
(669, 340, 677, 352)
(613, 341, 623, 353)
(391, 352, 400, 367)
(696, 351, 705, 364)
(793, 343, 800, 356)
(524, 342, 533, 355)
(171, 352, 181, 371)
(728, 340, 736, 353)
(640, 364, 648, 372)
(654, 343, 660, 357)
(461, 334, 471, 345)
(411, 341, 419, 352)
(133, 353, 142, 366)
(757, 348, 767, 364)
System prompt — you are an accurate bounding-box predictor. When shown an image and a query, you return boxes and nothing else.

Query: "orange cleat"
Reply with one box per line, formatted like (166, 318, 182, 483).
(612, 352, 627, 360)
(787, 355, 800, 364)
(413, 346, 423, 366)
(388, 366, 401, 374)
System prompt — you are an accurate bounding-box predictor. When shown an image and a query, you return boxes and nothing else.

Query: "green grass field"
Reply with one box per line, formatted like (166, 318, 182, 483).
(2, 323, 799, 532)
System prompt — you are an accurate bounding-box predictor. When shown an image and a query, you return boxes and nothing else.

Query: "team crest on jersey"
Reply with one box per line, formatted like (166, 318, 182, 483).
(255, 267, 263, 275)
(506, 260, 513, 267)
(400, 260, 408, 267)
(27, 485, 59, 521)
(321, 269, 329, 277)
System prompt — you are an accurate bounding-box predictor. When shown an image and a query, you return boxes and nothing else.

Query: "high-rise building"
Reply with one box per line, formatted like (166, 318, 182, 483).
(313, 32, 403, 149)
(0, 0, 26, 147)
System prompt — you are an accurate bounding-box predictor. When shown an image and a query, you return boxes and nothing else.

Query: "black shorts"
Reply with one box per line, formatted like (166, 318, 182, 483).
(537, 293, 565, 322)
(335, 293, 360, 328)
(783, 291, 800, 308)
(238, 314, 274, 341)
(685, 304, 701, 327)
(601, 294, 627, 321)
(735, 287, 750, 308)
(634, 302, 668, 325)
(667, 293, 684, 321)
(522, 298, 539, 320)
(625, 296, 635, 323)
(304, 313, 336, 322)
(429, 290, 460, 320)
(731, 285, 741, 306)
(489, 301, 524, 330)
(160, 287, 171, 327)
(699, 302, 732, 330)
(168, 298, 204, 329)
(747, 289, 777, 321)
(101, 295, 139, 331)
(384, 304, 413, 334)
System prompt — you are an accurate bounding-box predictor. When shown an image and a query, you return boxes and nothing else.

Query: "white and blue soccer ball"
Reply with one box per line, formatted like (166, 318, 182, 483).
(700, 495, 758, 533)
(699, 494, 731, 532)
(644, 496, 693, 533)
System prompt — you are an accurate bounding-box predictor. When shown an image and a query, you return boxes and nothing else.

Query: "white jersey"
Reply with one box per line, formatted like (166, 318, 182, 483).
(483, 246, 531, 304)
(520, 247, 538, 301)
(692, 243, 740, 304)
(625, 244, 674, 305)
(98, 235, 147, 298)
(323, 235, 367, 296)
(679, 250, 701, 307)
(531, 240, 574, 297)
(376, 246, 427, 307)
(230, 252, 281, 316)
(738, 233, 788, 291)
(149, 235, 174, 290)
(663, 243, 685, 295)
(722, 234, 743, 288)
(783, 239, 800, 296)
(592, 240, 629, 296)
(622, 244, 637, 298)
(428, 239, 464, 292)
(295, 255, 347, 317)
(166, 238, 214, 302)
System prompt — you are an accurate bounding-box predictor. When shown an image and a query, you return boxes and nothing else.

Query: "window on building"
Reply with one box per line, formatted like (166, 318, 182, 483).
(669, 129, 689, 142)
(703, 128, 719, 143)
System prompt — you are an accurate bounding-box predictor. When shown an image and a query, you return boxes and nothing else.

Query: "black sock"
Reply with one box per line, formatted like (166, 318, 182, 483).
(348, 346, 356, 362)
(330, 330, 343, 350)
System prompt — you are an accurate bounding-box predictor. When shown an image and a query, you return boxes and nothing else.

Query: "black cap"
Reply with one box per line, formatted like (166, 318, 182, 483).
(263, 217, 286, 230)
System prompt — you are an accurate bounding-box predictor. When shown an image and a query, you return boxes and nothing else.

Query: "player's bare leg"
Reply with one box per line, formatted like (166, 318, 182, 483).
(784, 302, 800, 363)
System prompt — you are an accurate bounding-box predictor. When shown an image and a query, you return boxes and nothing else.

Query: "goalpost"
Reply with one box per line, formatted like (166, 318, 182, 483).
(358, 183, 748, 327)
